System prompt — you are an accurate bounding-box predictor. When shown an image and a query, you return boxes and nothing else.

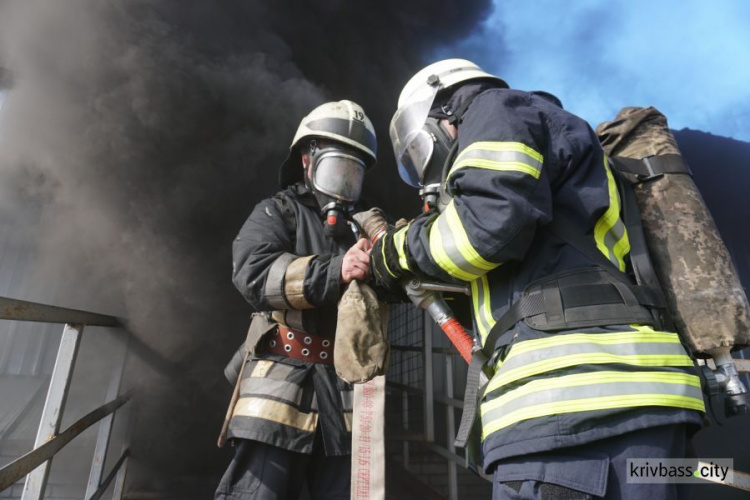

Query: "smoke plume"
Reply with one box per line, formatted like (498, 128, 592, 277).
(0, 0, 492, 492)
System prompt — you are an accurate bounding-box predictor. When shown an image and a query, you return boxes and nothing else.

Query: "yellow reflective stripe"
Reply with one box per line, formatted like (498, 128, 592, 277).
(444, 202, 500, 272)
(481, 275, 496, 342)
(506, 330, 682, 358)
(380, 233, 398, 278)
(429, 218, 476, 281)
(482, 370, 702, 415)
(456, 141, 544, 164)
(452, 158, 542, 179)
(470, 279, 487, 339)
(393, 225, 410, 271)
(450, 142, 544, 180)
(594, 157, 630, 271)
(481, 393, 706, 439)
(486, 353, 694, 394)
(471, 275, 496, 343)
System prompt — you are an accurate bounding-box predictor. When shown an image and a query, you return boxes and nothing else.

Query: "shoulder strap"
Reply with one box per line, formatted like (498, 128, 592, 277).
(272, 193, 298, 244)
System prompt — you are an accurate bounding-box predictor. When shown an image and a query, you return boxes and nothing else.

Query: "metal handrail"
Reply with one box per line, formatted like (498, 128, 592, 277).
(0, 392, 132, 490)
(89, 448, 130, 500)
(0, 296, 132, 499)
(0, 296, 120, 326)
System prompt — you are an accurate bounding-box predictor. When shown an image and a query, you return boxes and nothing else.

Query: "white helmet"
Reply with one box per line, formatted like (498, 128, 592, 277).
(390, 59, 507, 187)
(279, 100, 377, 188)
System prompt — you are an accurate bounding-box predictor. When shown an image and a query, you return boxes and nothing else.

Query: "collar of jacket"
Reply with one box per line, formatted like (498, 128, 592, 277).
(289, 182, 320, 209)
(428, 81, 501, 122)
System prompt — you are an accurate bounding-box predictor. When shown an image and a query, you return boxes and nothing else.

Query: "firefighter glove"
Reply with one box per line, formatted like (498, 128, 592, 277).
(370, 227, 412, 293)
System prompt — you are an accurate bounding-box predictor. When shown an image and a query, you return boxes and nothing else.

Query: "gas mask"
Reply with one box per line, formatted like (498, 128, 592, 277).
(392, 115, 456, 213)
(305, 140, 367, 237)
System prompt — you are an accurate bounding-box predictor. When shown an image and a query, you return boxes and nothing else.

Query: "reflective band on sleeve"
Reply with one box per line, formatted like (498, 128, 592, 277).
(472, 275, 496, 343)
(265, 253, 296, 309)
(485, 330, 693, 394)
(594, 157, 630, 271)
(449, 142, 544, 180)
(428, 201, 502, 281)
(392, 225, 411, 271)
(284, 256, 316, 310)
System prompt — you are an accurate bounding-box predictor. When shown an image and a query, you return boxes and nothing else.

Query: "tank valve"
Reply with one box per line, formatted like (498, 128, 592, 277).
(705, 348, 750, 418)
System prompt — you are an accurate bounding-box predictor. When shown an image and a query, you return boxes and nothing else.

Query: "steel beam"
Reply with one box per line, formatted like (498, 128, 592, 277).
(111, 454, 129, 500)
(0, 391, 131, 492)
(423, 311, 435, 443)
(85, 338, 128, 499)
(21, 324, 82, 500)
(88, 449, 130, 500)
(445, 355, 458, 500)
(402, 391, 410, 471)
(0, 296, 119, 326)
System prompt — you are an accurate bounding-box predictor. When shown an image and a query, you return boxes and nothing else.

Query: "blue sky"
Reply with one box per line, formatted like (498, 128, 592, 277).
(438, 0, 750, 142)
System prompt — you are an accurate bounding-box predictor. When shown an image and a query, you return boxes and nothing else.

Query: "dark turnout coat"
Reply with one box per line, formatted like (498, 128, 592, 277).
(228, 183, 355, 456)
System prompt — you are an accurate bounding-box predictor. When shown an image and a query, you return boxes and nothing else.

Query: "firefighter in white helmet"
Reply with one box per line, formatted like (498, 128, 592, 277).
(371, 59, 704, 499)
(216, 100, 376, 499)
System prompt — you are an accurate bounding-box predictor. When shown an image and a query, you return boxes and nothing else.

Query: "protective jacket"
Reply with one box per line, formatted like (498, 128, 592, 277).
(390, 86, 705, 471)
(228, 183, 354, 455)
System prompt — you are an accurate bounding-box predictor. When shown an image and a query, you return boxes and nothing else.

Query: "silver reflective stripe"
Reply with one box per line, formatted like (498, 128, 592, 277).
(436, 214, 489, 278)
(265, 253, 296, 309)
(485, 332, 694, 394)
(602, 218, 627, 267)
(471, 275, 495, 343)
(284, 309, 305, 332)
(454, 148, 542, 175)
(341, 388, 353, 411)
(480, 371, 705, 437)
(483, 375, 703, 421)
(240, 377, 303, 406)
(499, 340, 688, 374)
(604, 219, 625, 269)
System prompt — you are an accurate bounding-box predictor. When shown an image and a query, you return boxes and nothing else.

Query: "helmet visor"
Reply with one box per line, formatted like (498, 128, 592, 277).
(389, 84, 440, 187)
(312, 151, 366, 203)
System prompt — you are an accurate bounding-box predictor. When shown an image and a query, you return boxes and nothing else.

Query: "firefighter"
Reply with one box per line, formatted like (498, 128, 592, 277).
(370, 59, 706, 499)
(216, 100, 376, 500)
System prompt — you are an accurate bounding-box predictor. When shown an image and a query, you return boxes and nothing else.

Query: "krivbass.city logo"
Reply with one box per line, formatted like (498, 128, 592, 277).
(627, 459, 733, 484)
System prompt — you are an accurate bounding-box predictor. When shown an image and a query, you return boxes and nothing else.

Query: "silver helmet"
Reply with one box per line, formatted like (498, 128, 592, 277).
(279, 99, 377, 202)
(390, 59, 507, 187)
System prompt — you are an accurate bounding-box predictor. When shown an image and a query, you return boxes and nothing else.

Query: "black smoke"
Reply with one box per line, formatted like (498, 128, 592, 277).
(0, 0, 492, 493)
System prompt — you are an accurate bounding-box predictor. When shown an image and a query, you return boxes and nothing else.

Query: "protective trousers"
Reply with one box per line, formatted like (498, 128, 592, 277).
(492, 424, 694, 499)
(215, 430, 350, 500)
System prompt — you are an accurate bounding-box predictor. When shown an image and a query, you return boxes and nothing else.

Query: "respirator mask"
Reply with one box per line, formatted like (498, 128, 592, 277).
(392, 112, 456, 213)
(306, 140, 367, 237)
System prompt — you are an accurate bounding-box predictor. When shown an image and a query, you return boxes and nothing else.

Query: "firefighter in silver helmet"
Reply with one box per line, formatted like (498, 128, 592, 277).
(216, 100, 376, 499)
(371, 59, 705, 499)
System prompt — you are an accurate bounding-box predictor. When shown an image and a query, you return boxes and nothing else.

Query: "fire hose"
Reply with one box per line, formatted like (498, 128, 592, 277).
(354, 209, 474, 364)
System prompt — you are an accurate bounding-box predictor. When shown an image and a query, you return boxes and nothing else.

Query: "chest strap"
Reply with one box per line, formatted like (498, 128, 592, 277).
(454, 265, 663, 457)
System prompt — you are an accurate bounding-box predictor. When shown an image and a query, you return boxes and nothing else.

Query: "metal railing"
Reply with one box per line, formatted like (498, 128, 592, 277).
(0, 296, 132, 499)
(385, 306, 490, 500)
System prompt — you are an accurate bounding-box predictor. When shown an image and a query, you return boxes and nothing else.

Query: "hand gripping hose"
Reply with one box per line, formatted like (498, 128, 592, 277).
(354, 208, 474, 364)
